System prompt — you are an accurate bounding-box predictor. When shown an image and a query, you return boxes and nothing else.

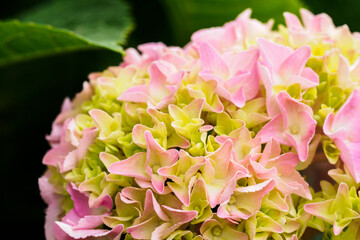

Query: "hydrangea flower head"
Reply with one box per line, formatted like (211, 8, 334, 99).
(40, 8, 360, 239)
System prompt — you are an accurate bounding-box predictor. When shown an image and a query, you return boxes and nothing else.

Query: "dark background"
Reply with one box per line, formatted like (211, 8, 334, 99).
(1, 0, 360, 238)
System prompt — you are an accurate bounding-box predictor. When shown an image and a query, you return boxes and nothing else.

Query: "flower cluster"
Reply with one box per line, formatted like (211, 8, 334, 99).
(40, 9, 360, 240)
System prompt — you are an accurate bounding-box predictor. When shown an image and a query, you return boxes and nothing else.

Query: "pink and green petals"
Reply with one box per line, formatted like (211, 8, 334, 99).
(126, 189, 197, 240)
(39, 173, 65, 240)
(102, 192, 141, 229)
(169, 98, 206, 140)
(146, 107, 190, 149)
(53, 183, 122, 240)
(186, 78, 224, 113)
(215, 126, 261, 162)
(110, 131, 179, 194)
(218, 179, 275, 221)
(226, 98, 270, 129)
(323, 89, 360, 182)
(198, 42, 260, 108)
(251, 139, 312, 199)
(257, 38, 319, 119)
(213, 112, 244, 136)
(257, 91, 316, 161)
(200, 216, 249, 240)
(182, 179, 213, 224)
(158, 150, 206, 205)
(119, 61, 182, 109)
(41, 8, 360, 240)
(199, 42, 229, 81)
(304, 183, 360, 236)
(244, 211, 284, 240)
(166, 230, 203, 240)
(89, 109, 124, 144)
(53, 222, 124, 240)
(201, 140, 249, 207)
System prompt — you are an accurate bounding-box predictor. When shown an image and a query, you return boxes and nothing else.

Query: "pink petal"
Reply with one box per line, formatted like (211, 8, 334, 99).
(127, 216, 159, 239)
(257, 38, 293, 72)
(256, 115, 287, 144)
(108, 152, 148, 180)
(284, 110, 316, 161)
(39, 174, 62, 240)
(148, 61, 171, 89)
(284, 12, 303, 30)
(223, 48, 259, 76)
(143, 190, 169, 221)
(333, 139, 360, 183)
(207, 140, 233, 178)
(43, 142, 74, 170)
(279, 46, 311, 80)
(191, 27, 226, 51)
(151, 173, 166, 194)
(199, 42, 229, 80)
(54, 222, 123, 240)
(324, 89, 360, 142)
(218, 179, 275, 220)
(76, 127, 98, 160)
(299, 8, 314, 29)
(117, 85, 150, 103)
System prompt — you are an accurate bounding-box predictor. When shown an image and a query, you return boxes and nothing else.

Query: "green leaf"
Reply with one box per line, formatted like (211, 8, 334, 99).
(0, 0, 133, 66)
(160, 0, 306, 46)
(0, 21, 97, 66)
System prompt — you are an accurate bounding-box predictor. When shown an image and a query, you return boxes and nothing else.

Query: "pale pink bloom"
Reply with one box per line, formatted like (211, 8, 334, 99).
(284, 9, 336, 47)
(53, 223, 123, 240)
(256, 91, 316, 161)
(198, 42, 259, 108)
(233, 8, 274, 47)
(257, 38, 319, 117)
(190, 25, 238, 53)
(63, 127, 98, 172)
(299, 9, 336, 35)
(323, 89, 360, 182)
(118, 60, 183, 109)
(121, 42, 188, 75)
(350, 57, 360, 84)
(96, 65, 141, 98)
(189, 9, 273, 53)
(71, 81, 94, 108)
(121, 42, 167, 70)
(250, 139, 312, 199)
(215, 126, 262, 162)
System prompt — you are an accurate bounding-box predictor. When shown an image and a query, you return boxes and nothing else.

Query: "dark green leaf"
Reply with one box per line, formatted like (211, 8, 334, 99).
(0, 0, 133, 66)
(0, 21, 98, 66)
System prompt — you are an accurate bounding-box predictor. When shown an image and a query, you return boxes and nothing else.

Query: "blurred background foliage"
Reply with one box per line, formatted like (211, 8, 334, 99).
(1, 0, 359, 238)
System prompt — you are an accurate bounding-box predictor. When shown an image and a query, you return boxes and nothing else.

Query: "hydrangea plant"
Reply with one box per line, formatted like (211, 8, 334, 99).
(39, 9, 360, 240)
